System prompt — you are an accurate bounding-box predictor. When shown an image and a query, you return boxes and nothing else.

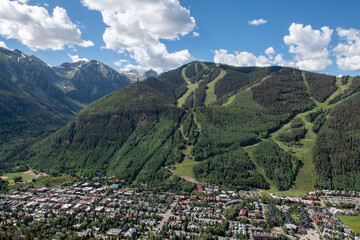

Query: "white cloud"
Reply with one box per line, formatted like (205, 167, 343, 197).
(193, 32, 200, 37)
(213, 47, 296, 69)
(213, 49, 272, 67)
(81, 0, 195, 72)
(120, 63, 148, 72)
(0, 0, 94, 50)
(248, 18, 267, 26)
(273, 54, 293, 67)
(68, 53, 88, 63)
(265, 47, 275, 60)
(0, 41, 8, 49)
(213, 23, 336, 72)
(333, 28, 360, 71)
(265, 47, 275, 56)
(114, 59, 127, 66)
(283, 23, 333, 71)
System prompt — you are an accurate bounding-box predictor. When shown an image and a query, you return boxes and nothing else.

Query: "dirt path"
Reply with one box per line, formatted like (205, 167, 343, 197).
(169, 168, 199, 184)
(175, 161, 199, 167)
(24, 170, 36, 176)
(179, 175, 198, 184)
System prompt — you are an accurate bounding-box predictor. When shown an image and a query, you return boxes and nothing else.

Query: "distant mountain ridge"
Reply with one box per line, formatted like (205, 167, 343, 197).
(54, 60, 132, 104)
(53, 60, 88, 73)
(123, 69, 158, 83)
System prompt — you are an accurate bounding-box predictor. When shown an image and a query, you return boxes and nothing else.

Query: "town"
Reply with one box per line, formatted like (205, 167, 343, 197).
(0, 177, 359, 240)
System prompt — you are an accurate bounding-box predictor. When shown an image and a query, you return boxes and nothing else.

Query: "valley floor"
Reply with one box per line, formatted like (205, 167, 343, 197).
(1, 177, 359, 239)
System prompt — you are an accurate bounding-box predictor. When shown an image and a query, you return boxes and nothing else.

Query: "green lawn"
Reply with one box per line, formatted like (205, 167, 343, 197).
(336, 215, 360, 234)
(10, 175, 76, 189)
(173, 163, 199, 178)
(3, 172, 35, 182)
(172, 145, 199, 178)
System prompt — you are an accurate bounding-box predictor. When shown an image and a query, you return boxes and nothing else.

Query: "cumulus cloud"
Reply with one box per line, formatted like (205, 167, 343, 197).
(0, 0, 94, 50)
(0, 41, 8, 49)
(265, 47, 275, 60)
(248, 18, 267, 26)
(213, 23, 336, 71)
(114, 59, 127, 66)
(214, 49, 273, 67)
(333, 27, 360, 71)
(283, 23, 333, 71)
(81, 0, 195, 72)
(213, 47, 296, 69)
(193, 32, 200, 37)
(68, 53, 89, 63)
(114, 59, 148, 72)
(265, 47, 275, 56)
(120, 63, 149, 72)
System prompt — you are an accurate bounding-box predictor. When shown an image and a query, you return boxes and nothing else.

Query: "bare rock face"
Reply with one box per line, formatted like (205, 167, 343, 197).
(54, 60, 132, 104)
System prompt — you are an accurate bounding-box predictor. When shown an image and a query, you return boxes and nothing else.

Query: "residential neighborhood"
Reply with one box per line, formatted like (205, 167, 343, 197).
(0, 178, 359, 239)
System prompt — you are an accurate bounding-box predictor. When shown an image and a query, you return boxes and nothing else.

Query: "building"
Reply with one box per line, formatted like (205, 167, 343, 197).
(106, 228, 123, 238)
(123, 228, 137, 240)
(239, 209, 247, 217)
(284, 223, 297, 232)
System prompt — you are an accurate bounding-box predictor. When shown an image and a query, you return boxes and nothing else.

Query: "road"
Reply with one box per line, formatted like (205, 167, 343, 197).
(154, 201, 177, 232)
(307, 208, 323, 240)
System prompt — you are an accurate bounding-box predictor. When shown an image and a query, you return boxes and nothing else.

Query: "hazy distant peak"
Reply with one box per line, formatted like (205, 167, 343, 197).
(123, 69, 158, 82)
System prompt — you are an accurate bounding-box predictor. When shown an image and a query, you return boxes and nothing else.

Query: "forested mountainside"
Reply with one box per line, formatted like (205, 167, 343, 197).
(313, 77, 360, 190)
(0, 48, 131, 174)
(0, 48, 82, 173)
(10, 61, 360, 191)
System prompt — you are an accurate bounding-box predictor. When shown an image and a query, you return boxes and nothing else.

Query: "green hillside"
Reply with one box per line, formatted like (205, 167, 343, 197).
(0, 48, 82, 174)
(0, 48, 135, 175)
(14, 62, 360, 192)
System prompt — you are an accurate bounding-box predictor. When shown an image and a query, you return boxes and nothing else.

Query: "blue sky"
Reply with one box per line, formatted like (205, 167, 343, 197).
(1, 0, 360, 76)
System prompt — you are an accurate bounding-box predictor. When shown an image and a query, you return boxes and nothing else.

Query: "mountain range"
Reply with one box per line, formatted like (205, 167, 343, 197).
(0, 48, 133, 172)
(123, 69, 158, 83)
(54, 60, 132, 104)
(4, 60, 358, 192)
(0, 48, 359, 192)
